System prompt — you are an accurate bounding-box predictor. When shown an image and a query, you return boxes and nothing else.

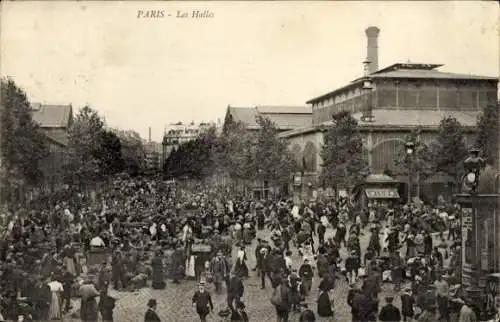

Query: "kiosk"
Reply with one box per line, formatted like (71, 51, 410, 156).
(352, 174, 401, 209)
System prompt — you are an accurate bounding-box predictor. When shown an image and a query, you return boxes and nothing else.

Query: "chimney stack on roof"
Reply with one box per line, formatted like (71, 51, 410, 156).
(365, 26, 380, 75)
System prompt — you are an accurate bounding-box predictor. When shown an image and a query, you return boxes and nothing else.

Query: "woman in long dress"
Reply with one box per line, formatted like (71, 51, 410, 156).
(98, 288, 116, 322)
(62, 244, 77, 276)
(317, 289, 334, 317)
(185, 249, 196, 280)
(151, 251, 165, 289)
(80, 280, 99, 322)
(242, 222, 252, 245)
(48, 276, 64, 320)
(382, 226, 391, 252)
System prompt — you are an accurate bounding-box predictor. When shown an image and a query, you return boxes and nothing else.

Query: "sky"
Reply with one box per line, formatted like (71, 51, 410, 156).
(1, 1, 498, 142)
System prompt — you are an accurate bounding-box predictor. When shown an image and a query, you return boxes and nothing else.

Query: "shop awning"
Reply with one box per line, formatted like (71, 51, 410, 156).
(365, 188, 400, 199)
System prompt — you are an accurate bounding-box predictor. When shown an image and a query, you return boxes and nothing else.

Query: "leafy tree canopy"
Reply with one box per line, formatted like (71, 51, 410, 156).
(253, 115, 297, 185)
(320, 110, 369, 189)
(113, 129, 147, 176)
(0, 78, 49, 186)
(215, 121, 256, 181)
(64, 106, 105, 186)
(164, 125, 219, 180)
(475, 102, 499, 166)
(95, 129, 125, 176)
(430, 116, 468, 182)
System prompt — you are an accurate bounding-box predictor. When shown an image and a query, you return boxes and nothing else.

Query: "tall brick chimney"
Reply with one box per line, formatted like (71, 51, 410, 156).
(365, 26, 380, 74)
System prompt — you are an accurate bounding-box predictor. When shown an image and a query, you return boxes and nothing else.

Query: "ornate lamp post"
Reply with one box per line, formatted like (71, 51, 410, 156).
(405, 141, 415, 202)
(460, 147, 486, 310)
(463, 147, 486, 193)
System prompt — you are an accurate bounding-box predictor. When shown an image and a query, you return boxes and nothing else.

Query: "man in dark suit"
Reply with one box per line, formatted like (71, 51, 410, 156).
(144, 298, 161, 322)
(192, 282, 214, 322)
(378, 296, 402, 322)
(260, 247, 272, 289)
(227, 271, 244, 311)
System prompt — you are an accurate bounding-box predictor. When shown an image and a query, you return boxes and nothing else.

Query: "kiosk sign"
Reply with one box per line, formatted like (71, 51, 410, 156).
(365, 188, 399, 199)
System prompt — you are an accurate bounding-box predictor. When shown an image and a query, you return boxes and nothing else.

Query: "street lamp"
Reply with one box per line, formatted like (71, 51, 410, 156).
(461, 147, 486, 310)
(463, 147, 486, 193)
(405, 141, 415, 202)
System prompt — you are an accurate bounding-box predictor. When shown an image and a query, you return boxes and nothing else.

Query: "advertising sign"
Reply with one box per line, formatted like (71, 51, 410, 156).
(365, 188, 399, 199)
(462, 207, 473, 264)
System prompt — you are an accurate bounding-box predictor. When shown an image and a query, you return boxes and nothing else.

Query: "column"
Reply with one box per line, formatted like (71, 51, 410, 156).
(395, 81, 400, 108)
(436, 86, 440, 111)
(366, 132, 373, 171)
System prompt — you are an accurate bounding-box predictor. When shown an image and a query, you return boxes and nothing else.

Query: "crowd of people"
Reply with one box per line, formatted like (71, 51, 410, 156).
(0, 175, 496, 322)
(247, 197, 471, 322)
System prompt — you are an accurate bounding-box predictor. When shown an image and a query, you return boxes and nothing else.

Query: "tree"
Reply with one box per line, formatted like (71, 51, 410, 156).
(253, 115, 297, 186)
(114, 129, 147, 176)
(164, 146, 181, 178)
(430, 116, 468, 184)
(63, 106, 104, 186)
(215, 121, 256, 181)
(163, 126, 219, 180)
(320, 110, 369, 190)
(95, 129, 124, 176)
(0, 78, 49, 188)
(393, 127, 435, 180)
(475, 102, 499, 166)
(193, 126, 218, 178)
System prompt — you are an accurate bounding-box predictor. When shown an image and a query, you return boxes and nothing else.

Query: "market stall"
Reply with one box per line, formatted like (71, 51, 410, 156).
(352, 174, 401, 209)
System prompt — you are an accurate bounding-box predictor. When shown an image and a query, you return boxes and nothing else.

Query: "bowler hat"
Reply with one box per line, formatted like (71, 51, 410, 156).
(147, 299, 157, 308)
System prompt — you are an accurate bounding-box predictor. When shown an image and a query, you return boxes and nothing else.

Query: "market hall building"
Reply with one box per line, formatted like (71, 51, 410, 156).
(280, 26, 499, 201)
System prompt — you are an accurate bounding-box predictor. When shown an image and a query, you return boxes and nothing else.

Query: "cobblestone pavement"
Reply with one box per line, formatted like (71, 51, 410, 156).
(64, 226, 450, 322)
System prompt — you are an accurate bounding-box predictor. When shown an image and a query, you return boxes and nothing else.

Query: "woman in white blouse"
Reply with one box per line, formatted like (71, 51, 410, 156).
(48, 275, 64, 320)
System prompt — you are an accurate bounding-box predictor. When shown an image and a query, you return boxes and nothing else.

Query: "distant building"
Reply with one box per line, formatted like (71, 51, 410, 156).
(144, 141, 163, 171)
(222, 105, 312, 133)
(161, 120, 222, 163)
(31, 103, 73, 189)
(279, 26, 498, 200)
(31, 103, 73, 146)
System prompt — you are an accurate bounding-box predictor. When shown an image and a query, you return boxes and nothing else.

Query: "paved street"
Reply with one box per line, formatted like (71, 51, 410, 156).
(64, 224, 426, 322)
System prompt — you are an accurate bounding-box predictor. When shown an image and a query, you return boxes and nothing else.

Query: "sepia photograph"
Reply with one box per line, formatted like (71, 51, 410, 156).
(0, 1, 499, 321)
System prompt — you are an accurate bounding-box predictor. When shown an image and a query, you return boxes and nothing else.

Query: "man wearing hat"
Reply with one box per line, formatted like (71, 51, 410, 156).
(144, 298, 161, 322)
(378, 296, 401, 322)
(259, 242, 272, 289)
(345, 250, 360, 285)
(192, 281, 214, 322)
(434, 273, 450, 321)
(400, 287, 415, 321)
(227, 271, 244, 312)
(210, 250, 230, 293)
(253, 238, 264, 272)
